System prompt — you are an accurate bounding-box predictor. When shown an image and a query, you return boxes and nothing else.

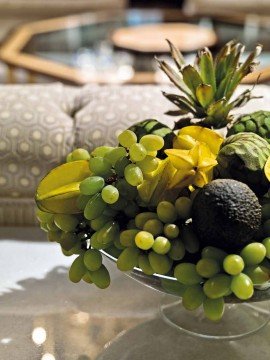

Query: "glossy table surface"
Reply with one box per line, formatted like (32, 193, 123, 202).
(0, 227, 270, 360)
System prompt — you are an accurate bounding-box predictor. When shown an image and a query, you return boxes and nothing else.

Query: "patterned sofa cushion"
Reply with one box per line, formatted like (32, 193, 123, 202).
(74, 85, 174, 150)
(0, 83, 76, 225)
(1, 83, 270, 226)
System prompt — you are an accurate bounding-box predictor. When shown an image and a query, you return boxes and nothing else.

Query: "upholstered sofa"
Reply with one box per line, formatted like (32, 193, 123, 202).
(1, 83, 270, 226)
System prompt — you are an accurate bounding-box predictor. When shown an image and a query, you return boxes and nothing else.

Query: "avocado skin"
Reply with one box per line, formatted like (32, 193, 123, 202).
(192, 179, 262, 252)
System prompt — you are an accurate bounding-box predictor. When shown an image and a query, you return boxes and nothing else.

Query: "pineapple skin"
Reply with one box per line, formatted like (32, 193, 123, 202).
(227, 110, 270, 143)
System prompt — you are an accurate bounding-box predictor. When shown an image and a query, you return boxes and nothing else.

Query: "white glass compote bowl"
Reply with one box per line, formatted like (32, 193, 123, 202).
(101, 250, 270, 340)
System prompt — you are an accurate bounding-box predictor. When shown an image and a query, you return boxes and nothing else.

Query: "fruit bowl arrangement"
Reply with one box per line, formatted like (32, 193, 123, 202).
(36, 40, 270, 326)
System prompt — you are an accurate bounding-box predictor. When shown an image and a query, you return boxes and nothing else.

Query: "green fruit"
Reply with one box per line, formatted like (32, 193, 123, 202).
(216, 133, 270, 196)
(192, 179, 262, 252)
(228, 111, 270, 144)
(129, 119, 175, 158)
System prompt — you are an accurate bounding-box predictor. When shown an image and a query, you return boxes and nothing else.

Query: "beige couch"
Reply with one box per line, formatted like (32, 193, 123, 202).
(1, 83, 270, 226)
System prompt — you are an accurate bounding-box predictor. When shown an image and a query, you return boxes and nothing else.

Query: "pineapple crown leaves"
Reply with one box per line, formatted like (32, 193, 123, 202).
(157, 39, 263, 129)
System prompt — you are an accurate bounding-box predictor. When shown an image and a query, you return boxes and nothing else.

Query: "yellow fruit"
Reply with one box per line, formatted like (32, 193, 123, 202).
(35, 160, 91, 214)
(177, 126, 224, 155)
(264, 156, 270, 182)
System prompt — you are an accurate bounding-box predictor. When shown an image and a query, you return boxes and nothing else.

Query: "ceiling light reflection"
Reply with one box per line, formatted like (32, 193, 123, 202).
(41, 353, 55, 360)
(0, 338, 12, 345)
(32, 327, 47, 345)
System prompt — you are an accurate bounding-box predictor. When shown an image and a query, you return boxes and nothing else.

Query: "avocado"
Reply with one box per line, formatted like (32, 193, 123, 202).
(191, 179, 262, 252)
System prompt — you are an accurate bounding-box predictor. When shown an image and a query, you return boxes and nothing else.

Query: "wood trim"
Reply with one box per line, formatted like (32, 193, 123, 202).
(1, 10, 270, 85)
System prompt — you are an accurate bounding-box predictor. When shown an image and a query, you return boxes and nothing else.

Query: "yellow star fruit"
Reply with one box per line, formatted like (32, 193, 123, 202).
(165, 143, 218, 189)
(173, 126, 224, 155)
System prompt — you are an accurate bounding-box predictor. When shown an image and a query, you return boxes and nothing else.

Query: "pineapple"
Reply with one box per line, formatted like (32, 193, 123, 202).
(157, 40, 262, 129)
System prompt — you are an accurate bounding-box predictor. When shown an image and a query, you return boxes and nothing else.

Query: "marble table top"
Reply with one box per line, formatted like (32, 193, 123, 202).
(0, 227, 270, 360)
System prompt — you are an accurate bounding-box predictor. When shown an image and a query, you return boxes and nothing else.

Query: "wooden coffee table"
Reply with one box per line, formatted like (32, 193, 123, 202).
(0, 9, 270, 85)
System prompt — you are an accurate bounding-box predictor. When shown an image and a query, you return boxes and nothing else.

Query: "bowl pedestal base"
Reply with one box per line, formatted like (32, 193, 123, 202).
(160, 295, 270, 340)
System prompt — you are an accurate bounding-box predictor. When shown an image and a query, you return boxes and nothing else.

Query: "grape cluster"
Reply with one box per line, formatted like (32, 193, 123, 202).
(114, 197, 198, 275)
(37, 130, 164, 289)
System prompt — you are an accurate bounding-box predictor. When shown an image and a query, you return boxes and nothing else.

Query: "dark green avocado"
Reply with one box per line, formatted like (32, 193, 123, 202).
(191, 179, 262, 252)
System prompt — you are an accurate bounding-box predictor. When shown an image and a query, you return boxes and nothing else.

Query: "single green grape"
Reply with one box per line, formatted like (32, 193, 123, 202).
(104, 147, 127, 166)
(47, 231, 62, 243)
(240, 243, 266, 266)
(54, 214, 79, 232)
(46, 217, 59, 232)
(147, 150, 158, 157)
(244, 265, 269, 285)
(203, 274, 231, 299)
(114, 156, 131, 177)
(110, 196, 128, 211)
(231, 273, 254, 300)
(175, 197, 192, 220)
(262, 237, 270, 259)
(143, 219, 163, 236)
(36, 209, 53, 223)
(113, 237, 126, 250)
(118, 129, 137, 148)
(84, 249, 102, 271)
(148, 251, 172, 275)
(69, 255, 86, 283)
(89, 156, 111, 176)
(152, 236, 171, 255)
(80, 176, 105, 196)
(135, 212, 158, 229)
(223, 254, 244, 275)
(124, 164, 143, 186)
(168, 239, 185, 260)
(138, 254, 155, 275)
(91, 146, 114, 157)
(76, 194, 91, 210)
(161, 279, 188, 297)
(40, 222, 49, 232)
(163, 224, 179, 239)
(157, 201, 177, 223)
(139, 134, 164, 151)
(120, 229, 140, 247)
(201, 246, 227, 264)
(117, 247, 140, 271)
(84, 193, 107, 220)
(182, 285, 205, 311)
(182, 226, 200, 254)
(135, 231, 154, 250)
(82, 271, 93, 284)
(90, 215, 112, 231)
(90, 265, 110, 289)
(196, 258, 220, 278)
(115, 178, 137, 200)
(101, 185, 119, 204)
(174, 263, 202, 285)
(91, 231, 109, 250)
(129, 143, 147, 162)
(60, 232, 77, 251)
(136, 156, 159, 173)
(71, 148, 90, 161)
(203, 297, 225, 322)
(97, 221, 119, 247)
(66, 153, 73, 162)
